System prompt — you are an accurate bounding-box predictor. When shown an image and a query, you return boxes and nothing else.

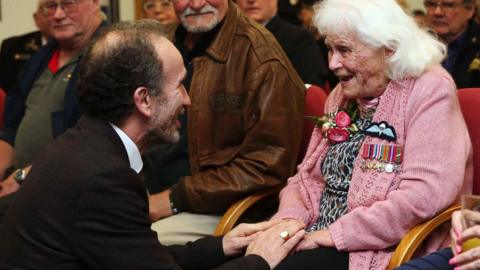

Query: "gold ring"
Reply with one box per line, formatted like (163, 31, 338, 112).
(280, 230, 289, 240)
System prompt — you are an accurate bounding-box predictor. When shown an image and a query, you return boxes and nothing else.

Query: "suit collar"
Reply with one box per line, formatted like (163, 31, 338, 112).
(77, 115, 130, 166)
(266, 15, 281, 31)
(458, 20, 480, 51)
(205, 0, 239, 62)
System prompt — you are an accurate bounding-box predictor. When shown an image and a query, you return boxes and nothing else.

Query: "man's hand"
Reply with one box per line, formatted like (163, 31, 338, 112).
(223, 219, 283, 257)
(0, 140, 15, 180)
(0, 165, 31, 198)
(295, 229, 334, 252)
(148, 190, 173, 222)
(0, 174, 19, 197)
(245, 219, 305, 269)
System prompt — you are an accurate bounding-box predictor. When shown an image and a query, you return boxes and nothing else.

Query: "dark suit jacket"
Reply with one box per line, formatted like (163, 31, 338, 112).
(277, 0, 301, 25)
(266, 15, 329, 87)
(0, 115, 268, 270)
(0, 31, 43, 92)
(451, 20, 480, 89)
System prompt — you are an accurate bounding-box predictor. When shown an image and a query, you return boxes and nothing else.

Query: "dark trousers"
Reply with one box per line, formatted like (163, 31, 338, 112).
(274, 247, 348, 270)
(395, 248, 453, 270)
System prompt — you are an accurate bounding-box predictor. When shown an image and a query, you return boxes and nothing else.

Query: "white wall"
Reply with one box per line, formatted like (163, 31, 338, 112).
(0, 0, 38, 42)
(120, 0, 135, 22)
(406, 0, 425, 12)
(0, 0, 135, 43)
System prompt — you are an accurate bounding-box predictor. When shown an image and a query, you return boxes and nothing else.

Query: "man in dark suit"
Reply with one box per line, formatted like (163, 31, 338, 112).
(237, 0, 329, 87)
(0, 20, 305, 269)
(425, 0, 480, 88)
(0, 6, 50, 93)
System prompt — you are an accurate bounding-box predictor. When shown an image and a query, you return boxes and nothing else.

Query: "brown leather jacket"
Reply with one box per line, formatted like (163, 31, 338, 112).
(170, 2, 305, 214)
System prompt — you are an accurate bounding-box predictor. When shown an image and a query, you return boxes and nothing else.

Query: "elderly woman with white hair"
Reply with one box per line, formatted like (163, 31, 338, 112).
(260, 0, 474, 269)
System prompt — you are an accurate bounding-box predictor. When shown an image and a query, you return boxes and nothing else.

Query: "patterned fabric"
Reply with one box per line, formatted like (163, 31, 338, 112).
(308, 104, 375, 231)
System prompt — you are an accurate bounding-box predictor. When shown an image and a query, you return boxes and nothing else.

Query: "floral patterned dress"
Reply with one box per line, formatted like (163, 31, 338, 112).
(308, 99, 377, 232)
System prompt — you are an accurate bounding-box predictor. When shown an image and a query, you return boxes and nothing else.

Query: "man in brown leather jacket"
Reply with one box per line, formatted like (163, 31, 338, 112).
(146, 0, 305, 245)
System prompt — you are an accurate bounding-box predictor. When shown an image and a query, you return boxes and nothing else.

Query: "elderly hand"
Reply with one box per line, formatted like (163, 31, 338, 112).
(222, 220, 283, 257)
(246, 219, 306, 269)
(148, 190, 173, 221)
(295, 229, 334, 252)
(450, 210, 480, 269)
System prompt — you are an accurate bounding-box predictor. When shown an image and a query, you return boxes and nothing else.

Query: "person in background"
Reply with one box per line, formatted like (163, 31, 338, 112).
(0, 0, 105, 224)
(0, 2, 50, 93)
(0, 20, 306, 270)
(424, 0, 480, 88)
(277, 0, 301, 25)
(297, 0, 316, 35)
(296, 0, 338, 90)
(412, 9, 428, 27)
(142, 0, 178, 25)
(145, 0, 305, 245)
(262, 0, 472, 269)
(237, 0, 329, 87)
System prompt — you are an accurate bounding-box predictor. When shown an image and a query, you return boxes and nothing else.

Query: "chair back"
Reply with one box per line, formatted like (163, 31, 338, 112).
(300, 84, 328, 161)
(458, 88, 480, 194)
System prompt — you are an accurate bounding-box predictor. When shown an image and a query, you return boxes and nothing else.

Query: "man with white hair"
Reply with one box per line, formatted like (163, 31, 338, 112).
(145, 0, 305, 245)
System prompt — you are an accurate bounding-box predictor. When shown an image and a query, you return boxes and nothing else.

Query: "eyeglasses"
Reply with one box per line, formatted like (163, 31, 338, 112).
(41, 0, 79, 16)
(143, 0, 173, 12)
(423, 0, 464, 12)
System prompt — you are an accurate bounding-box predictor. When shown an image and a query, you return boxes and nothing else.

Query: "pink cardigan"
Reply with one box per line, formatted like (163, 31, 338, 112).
(272, 66, 473, 270)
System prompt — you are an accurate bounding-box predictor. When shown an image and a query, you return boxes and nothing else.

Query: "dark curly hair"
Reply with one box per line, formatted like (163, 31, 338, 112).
(77, 20, 166, 125)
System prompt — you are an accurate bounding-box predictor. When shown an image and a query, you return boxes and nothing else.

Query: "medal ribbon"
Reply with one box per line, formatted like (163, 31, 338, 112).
(362, 144, 403, 164)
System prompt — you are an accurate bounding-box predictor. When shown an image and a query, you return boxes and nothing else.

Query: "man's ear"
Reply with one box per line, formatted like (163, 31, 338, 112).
(465, 4, 476, 20)
(133, 87, 153, 117)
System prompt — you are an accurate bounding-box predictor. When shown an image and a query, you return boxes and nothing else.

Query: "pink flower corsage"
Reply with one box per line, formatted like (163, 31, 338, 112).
(307, 102, 359, 144)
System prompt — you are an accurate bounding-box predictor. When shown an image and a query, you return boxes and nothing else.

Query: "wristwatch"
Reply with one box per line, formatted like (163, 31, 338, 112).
(13, 168, 27, 185)
(169, 192, 179, 215)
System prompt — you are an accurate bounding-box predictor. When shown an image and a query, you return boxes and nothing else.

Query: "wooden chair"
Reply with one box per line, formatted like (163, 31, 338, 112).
(213, 84, 328, 236)
(387, 87, 480, 268)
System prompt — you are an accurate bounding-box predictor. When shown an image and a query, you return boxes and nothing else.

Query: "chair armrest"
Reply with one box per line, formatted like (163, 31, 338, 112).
(387, 204, 460, 270)
(213, 185, 284, 236)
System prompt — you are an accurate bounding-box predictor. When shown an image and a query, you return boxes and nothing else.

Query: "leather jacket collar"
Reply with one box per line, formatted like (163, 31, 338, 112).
(205, 0, 239, 62)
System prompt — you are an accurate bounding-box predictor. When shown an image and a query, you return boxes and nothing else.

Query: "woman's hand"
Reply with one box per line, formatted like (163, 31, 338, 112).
(295, 229, 334, 252)
(450, 210, 480, 269)
(245, 219, 306, 269)
(223, 219, 282, 257)
(451, 210, 466, 255)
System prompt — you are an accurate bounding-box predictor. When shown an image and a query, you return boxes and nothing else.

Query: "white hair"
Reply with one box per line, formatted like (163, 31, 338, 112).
(313, 0, 447, 80)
